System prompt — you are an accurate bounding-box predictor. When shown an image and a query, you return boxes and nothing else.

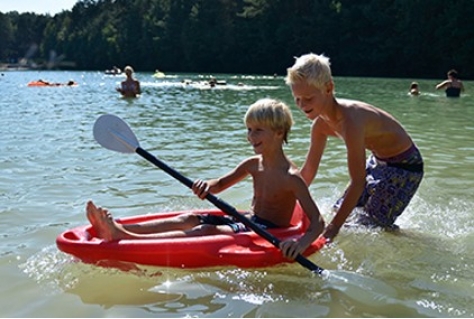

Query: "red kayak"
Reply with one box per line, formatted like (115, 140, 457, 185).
(56, 203, 326, 268)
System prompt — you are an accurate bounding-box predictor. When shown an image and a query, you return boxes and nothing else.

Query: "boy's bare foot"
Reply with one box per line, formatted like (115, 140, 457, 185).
(86, 200, 99, 228)
(86, 200, 128, 241)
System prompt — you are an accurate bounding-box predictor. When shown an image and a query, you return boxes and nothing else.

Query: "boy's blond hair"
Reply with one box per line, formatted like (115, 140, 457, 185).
(244, 98, 293, 144)
(285, 53, 333, 91)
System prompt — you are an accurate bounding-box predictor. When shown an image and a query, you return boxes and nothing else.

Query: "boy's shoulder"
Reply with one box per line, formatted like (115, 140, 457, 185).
(287, 165, 302, 179)
(282, 164, 308, 190)
(240, 155, 261, 166)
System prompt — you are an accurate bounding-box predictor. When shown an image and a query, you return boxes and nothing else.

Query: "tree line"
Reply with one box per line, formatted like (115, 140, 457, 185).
(1, 0, 473, 79)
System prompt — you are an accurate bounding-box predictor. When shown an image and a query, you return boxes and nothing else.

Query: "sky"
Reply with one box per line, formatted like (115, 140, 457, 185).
(0, 0, 79, 15)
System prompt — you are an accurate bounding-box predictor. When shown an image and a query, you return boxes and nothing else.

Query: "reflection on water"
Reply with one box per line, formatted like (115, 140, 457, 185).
(1, 71, 474, 317)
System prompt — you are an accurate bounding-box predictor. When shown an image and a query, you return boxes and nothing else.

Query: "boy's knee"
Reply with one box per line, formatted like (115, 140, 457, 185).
(177, 213, 201, 226)
(194, 224, 220, 235)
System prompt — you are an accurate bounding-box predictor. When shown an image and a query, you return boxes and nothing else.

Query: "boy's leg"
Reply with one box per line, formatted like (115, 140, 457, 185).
(123, 214, 250, 236)
(122, 213, 201, 234)
(362, 165, 423, 227)
(87, 201, 201, 240)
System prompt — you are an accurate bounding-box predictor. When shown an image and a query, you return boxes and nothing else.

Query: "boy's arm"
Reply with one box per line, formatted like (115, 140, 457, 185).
(280, 174, 325, 259)
(323, 123, 366, 240)
(192, 157, 253, 199)
(300, 119, 327, 186)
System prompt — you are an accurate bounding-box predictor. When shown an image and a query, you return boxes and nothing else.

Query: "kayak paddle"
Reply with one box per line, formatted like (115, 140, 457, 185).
(92, 114, 325, 275)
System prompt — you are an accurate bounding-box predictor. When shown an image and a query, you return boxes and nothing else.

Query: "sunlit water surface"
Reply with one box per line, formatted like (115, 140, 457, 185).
(1, 71, 473, 317)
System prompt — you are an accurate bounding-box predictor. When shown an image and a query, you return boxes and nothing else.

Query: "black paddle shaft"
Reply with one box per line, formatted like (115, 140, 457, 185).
(135, 147, 325, 275)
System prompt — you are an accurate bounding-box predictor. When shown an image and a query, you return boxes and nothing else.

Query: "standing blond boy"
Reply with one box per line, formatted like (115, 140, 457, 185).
(286, 53, 423, 240)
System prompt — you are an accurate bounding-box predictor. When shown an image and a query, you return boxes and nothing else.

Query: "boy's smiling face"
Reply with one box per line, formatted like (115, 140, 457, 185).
(246, 123, 282, 155)
(291, 80, 333, 120)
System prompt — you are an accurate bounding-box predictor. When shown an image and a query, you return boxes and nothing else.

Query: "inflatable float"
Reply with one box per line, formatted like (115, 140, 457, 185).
(27, 80, 77, 87)
(56, 203, 326, 269)
(27, 81, 50, 87)
(152, 71, 165, 78)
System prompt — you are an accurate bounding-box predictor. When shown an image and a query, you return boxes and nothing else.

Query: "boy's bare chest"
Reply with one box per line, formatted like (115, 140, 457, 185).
(252, 171, 290, 197)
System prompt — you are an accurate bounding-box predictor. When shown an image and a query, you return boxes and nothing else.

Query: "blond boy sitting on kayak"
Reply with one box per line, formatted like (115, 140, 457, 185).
(86, 98, 325, 259)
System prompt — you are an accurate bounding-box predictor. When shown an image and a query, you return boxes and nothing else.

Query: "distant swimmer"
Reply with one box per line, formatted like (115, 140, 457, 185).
(208, 77, 226, 87)
(105, 66, 121, 75)
(409, 82, 420, 96)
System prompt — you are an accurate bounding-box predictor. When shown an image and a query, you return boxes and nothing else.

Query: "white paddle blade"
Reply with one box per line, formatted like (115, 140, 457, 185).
(93, 114, 139, 153)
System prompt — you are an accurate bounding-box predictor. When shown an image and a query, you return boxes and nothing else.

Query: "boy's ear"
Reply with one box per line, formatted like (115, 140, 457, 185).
(325, 81, 334, 94)
(275, 129, 285, 139)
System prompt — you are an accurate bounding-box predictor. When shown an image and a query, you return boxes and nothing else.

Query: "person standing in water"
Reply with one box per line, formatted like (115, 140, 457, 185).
(286, 53, 424, 241)
(436, 69, 465, 97)
(117, 65, 141, 98)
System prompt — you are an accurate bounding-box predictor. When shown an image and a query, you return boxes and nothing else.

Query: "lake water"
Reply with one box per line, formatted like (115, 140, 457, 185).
(1, 70, 473, 317)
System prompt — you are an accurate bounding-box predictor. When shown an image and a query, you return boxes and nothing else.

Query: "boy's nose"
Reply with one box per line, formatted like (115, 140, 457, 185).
(247, 131, 256, 141)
